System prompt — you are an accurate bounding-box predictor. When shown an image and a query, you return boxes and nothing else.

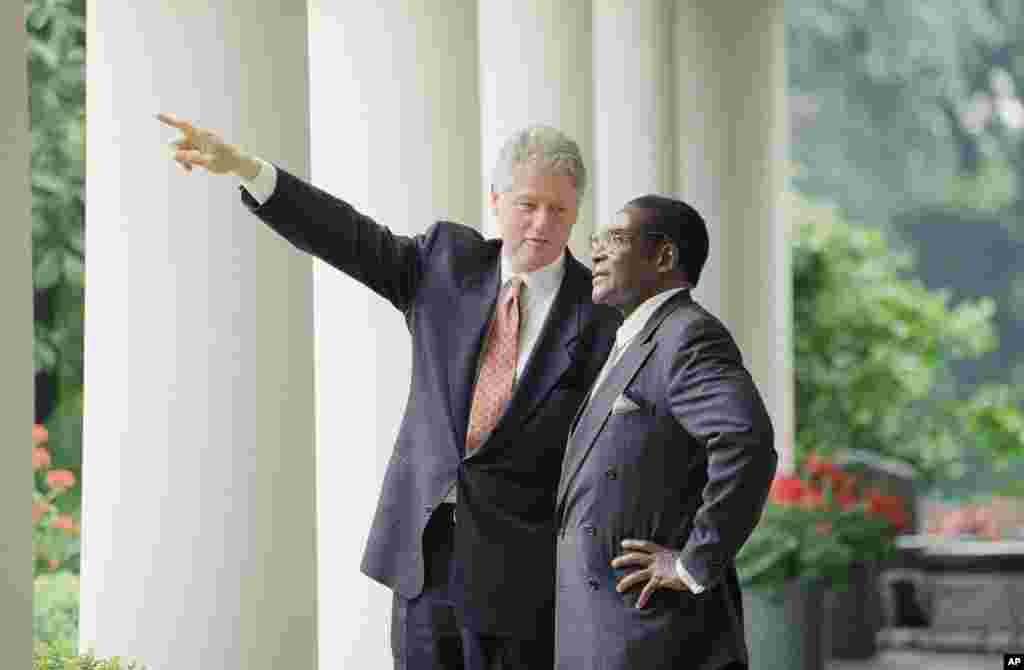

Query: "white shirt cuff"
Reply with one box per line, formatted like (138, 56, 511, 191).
(239, 157, 277, 205)
(675, 554, 706, 594)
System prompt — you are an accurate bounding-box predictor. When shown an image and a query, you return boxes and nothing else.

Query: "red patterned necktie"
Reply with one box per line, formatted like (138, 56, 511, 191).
(466, 277, 524, 454)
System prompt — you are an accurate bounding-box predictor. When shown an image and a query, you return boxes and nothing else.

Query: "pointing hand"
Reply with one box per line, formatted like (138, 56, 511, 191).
(156, 112, 255, 178)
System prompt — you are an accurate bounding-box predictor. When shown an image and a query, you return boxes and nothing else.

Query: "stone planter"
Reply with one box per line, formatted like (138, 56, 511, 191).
(825, 561, 882, 659)
(743, 578, 826, 670)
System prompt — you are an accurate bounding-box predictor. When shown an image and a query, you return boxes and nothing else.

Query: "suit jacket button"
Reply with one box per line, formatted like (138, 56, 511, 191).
(605, 468, 617, 480)
(587, 578, 600, 590)
(584, 525, 597, 536)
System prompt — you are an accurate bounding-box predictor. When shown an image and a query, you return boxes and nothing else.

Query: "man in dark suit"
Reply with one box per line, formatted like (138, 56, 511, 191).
(554, 195, 778, 670)
(157, 112, 620, 669)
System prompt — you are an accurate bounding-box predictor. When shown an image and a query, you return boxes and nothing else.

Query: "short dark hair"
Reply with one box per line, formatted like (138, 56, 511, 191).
(624, 194, 710, 286)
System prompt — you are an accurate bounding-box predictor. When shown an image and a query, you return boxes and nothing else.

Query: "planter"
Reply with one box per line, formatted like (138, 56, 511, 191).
(743, 578, 826, 670)
(825, 561, 881, 659)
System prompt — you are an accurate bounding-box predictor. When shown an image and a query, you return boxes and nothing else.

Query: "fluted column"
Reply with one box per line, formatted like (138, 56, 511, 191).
(675, 0, 793, 470)
(478, 0, 594, 261)
(0, 7, 33, 667)
(81, 2, 317, 667)
(592, 0, 675, 228)
(307, 2, 481, 666)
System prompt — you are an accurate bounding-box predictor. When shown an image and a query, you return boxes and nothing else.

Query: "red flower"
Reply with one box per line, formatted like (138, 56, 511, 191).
(32, 501, 51, 524)
(45, 469, 76, 491)
(803, 451, 853, 500)
(49, 515, 75, 533)
(32, 447, 51, 471)
(866, 489, 909, 531)
(835, 491, 858, 511)
(799, 485, 826, 511)
(769, 476, 805, 505)
(47, 558, 60, 572)
(32, 424, 49, 446)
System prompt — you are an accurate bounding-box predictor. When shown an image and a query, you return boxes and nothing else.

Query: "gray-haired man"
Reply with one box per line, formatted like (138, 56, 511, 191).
(158, 113, 621, 669)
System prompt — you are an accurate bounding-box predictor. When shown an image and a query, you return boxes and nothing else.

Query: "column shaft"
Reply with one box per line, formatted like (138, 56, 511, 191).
(306, 2, 480, 666)
(0, 6, 33, 667)
(592, 0, 675, 227)
(81, 1, 318, 667)
(675, 0, 793, 470)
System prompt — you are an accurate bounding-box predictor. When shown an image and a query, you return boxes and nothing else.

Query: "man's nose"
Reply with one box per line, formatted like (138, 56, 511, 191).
(528, 206, 559, 231)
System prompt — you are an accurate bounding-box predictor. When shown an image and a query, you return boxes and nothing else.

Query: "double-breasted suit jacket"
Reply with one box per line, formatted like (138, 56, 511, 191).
(554, 290, 777, 670)
(240, 166, 621, 638)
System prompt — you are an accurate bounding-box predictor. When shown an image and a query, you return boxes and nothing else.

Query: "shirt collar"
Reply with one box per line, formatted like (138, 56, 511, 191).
(500, 250, 567, 303)
(615, 287, 688, 347)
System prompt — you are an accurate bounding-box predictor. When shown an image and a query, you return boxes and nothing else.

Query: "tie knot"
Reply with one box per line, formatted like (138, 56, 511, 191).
(503, 277, 525, 303)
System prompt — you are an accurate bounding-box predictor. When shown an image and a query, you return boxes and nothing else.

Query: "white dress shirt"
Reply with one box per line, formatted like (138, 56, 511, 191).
(240, 159, 567, 503)
(595, 287, 706, 594)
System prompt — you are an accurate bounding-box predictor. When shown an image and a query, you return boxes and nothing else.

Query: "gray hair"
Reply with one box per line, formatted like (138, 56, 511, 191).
(490, 125, 587, 204)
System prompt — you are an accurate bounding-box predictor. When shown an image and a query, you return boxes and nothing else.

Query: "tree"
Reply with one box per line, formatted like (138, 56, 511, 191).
(27, 0, 86, 472)
(791, 191, 1024, 483)
(787, 1, 1024, 489)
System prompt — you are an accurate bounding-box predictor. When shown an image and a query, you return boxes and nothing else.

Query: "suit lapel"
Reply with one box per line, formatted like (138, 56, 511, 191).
(448, 241, 502, 457)
(465, 252, 587, 460)
(555, 339, 656, 508)
(555, 290, 692, 512)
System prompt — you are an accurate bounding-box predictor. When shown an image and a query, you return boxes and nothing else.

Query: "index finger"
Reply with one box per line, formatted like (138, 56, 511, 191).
(620, 539, 656, 552)
(155, 112, 194, 134)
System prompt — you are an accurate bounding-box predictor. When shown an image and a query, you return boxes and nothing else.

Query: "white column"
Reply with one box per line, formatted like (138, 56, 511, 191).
(82, 2, 318, 668)
(592, 0, 675, 228)
(307, 2, 480, 666)
(478, 0, 594, 261)
(0, 7, 33, 668)
(675, 0, 793, 471)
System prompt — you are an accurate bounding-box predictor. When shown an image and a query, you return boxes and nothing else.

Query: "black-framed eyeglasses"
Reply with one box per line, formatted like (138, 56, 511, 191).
(589, 229, 669, 253)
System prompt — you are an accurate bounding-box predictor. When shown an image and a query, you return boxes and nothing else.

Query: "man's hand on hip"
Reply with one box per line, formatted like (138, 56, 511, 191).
(610, 539, 687, 609)
(156, 112, 259, 179)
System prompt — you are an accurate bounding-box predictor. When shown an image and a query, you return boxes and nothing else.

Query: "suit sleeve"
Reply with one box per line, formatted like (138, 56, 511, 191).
(239, 164, 432, 313)
(667, 318, 778, 590)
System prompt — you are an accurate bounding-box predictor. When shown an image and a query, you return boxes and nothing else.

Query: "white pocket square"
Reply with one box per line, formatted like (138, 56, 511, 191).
(611, 394, 642, 414)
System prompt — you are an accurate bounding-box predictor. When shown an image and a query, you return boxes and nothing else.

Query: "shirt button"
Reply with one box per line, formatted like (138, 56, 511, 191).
(605, 468, 618, 480)
(587, 578, 600, 591)
(424, 506, 433, 514)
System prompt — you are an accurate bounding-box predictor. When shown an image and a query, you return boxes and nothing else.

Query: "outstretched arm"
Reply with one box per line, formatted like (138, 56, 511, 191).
(156, 112, 429, 312)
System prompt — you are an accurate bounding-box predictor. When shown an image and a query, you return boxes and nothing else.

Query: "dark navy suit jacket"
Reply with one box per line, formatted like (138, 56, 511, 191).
(240, 166, 621, 637)
(554, 290, 777, 669)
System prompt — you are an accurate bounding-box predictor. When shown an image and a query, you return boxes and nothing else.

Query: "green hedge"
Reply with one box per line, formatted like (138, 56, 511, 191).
(33, 572, 79, 651)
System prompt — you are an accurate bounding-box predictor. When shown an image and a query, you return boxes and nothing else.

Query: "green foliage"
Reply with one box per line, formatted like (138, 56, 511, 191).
(33, 572, 79, 651)
(27, 0, 86, 466)
(787, 0, 984, 222)
(787, 1, 1024, 433)
(34, 642, 146, 670)
(790, 191, 1024, 481)
(33, 492, 81, 577)
(737, 456, 903, 590)
(33, 427, 82, 577)
(787, 0, 1024, 225)
(957, 384, 1024, 471)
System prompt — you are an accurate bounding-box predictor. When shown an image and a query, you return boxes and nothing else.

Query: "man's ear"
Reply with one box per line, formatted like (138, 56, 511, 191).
(656, 241, 676, 274)
(488, 188, 500, 215)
